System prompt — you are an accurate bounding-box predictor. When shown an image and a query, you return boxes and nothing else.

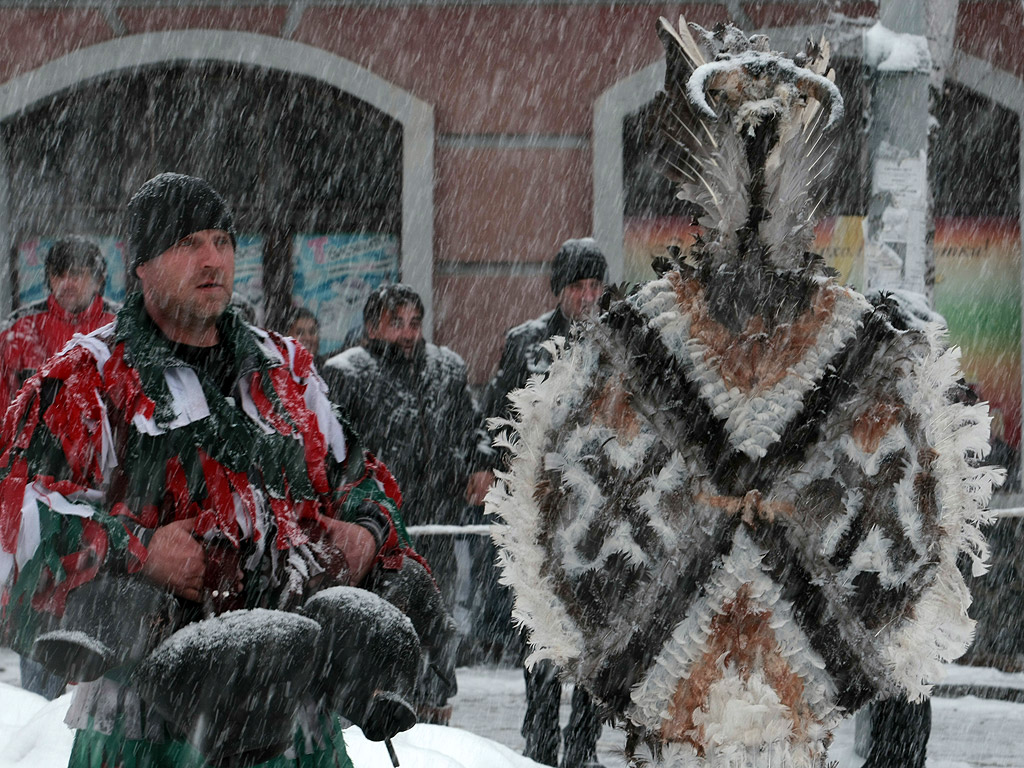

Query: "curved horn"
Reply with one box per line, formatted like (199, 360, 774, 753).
(686, 58, 754, 120)
(793, 70, 845, 128)
(688, 54, 845, 128)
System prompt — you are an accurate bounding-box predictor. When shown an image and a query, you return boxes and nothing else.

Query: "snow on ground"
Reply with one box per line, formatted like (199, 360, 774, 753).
(0, 685, 77, 768)
(1, 648, 1023, 767)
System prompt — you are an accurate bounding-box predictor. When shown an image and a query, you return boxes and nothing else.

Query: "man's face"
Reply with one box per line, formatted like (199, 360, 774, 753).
(136, 229, 235, 338)
(289, 317, 320, 356)
(367, 302, 423, 359)
(558, 278, 604, 321)
(50, 266, 102, 314)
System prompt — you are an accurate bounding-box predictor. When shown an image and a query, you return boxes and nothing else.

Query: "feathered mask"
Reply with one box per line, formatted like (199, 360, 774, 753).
(646, 18, 844, 271)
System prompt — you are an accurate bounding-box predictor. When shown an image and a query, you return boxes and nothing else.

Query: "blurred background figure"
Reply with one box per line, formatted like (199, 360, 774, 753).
(322, 283, 492, 723)
(0, 236, 117, 410)
(481, 237, 607, 426)
(0, 235, 118, 700)
(285, 305, 325, 368)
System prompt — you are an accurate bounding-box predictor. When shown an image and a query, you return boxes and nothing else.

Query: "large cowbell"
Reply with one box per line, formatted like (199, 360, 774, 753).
(26, 567, 424, 768)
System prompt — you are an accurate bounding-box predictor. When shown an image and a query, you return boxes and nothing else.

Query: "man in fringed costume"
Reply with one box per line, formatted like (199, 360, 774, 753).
(488, 18, 1002, 768)
(0, 172, 437, 768)
(0, 236, 119, 411)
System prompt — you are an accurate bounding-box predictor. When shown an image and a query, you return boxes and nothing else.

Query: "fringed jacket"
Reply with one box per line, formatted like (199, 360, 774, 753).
(0, 294, 410, 739)
(0, 293, 118, 408)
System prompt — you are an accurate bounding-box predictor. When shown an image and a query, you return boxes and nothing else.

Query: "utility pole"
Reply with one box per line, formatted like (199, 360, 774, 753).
(858, 19, 932, 758)
(862, 0, 934, 299)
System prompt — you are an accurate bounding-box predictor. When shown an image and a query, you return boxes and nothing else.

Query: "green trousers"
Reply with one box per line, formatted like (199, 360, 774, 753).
(68, 715, 354, 768)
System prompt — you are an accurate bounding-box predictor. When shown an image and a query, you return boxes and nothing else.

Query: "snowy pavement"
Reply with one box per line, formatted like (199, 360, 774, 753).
(2, 647, 1023, 767)
(449, 664, 1024, 768)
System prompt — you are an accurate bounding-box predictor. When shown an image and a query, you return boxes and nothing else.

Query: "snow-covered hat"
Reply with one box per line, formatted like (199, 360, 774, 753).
(550, 238, 607, 296)
(127, 172, 236, 269)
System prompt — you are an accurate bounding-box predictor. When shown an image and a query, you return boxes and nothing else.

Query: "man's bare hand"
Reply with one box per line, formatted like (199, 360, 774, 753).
(141, 518, 206, 602)
(465, 470, 494, 506)
(320, 515, 378, 585)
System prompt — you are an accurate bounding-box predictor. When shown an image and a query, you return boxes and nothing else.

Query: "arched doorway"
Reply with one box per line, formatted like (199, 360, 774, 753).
(0, 31, 434, 348)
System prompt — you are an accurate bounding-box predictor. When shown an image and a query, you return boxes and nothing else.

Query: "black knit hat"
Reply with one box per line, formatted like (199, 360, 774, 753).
(127, 173, 236, 269)
(550, 238, 607, 296)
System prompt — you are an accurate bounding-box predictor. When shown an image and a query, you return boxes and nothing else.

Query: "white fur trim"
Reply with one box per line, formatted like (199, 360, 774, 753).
(880, 327, 1004, 697)
(634, 280, 871, 459)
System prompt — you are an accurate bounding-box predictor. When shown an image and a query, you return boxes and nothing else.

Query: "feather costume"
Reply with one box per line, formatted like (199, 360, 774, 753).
(487, 18, 1002, 768)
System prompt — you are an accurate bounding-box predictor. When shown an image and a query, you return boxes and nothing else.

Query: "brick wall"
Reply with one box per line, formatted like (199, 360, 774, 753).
(0, 1, 1018, 382)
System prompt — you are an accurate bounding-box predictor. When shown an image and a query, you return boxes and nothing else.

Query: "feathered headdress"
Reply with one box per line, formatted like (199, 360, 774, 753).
(646, 18, 843, 271)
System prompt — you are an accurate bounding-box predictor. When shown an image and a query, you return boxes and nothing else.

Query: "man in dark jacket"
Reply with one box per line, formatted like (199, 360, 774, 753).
(480, 238, 606, 425)
(322, 284, 489, 719)
(323, 286, 491, 590)
(480, 237, 607, 768)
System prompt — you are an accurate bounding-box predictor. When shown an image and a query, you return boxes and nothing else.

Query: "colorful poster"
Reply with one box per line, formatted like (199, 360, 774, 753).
(933, 218, 1022, 451)
(291, 233, 400, 356)
(625, 215, 1022, 452)
(232, 235, 265, 325)
(17, 236, 128, 306)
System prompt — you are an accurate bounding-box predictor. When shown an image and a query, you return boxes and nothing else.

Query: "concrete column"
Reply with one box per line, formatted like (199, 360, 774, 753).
(863, 0, 933, 299)
(857, 14, 932, 752)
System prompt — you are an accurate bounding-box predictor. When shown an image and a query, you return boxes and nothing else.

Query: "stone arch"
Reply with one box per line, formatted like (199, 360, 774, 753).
(0, 30, 435, 334)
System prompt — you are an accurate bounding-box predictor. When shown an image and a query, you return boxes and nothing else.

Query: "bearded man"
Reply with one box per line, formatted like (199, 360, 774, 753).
(0, 173, 431, 768)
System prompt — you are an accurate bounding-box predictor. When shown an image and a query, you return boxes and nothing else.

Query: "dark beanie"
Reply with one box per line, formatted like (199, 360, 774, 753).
(46, 236, 106, 284)
(550, 237, 607, 296)
(127, 173, 236, 269)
